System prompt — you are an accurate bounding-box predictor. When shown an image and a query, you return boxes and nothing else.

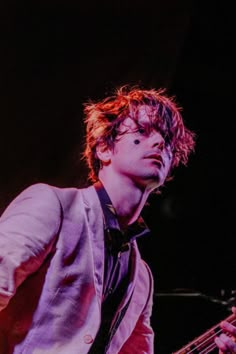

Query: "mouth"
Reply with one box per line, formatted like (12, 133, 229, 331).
(144, 154, 164, 166)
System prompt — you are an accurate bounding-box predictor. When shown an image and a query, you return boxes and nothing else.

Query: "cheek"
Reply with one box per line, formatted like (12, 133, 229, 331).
(114, 139, 138, 154)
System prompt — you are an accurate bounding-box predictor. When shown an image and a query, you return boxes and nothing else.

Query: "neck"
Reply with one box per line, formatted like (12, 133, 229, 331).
(98, 171, 155, 229)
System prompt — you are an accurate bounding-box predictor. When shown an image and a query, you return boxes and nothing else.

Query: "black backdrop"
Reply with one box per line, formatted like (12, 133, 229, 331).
(1, 0, 235, 352)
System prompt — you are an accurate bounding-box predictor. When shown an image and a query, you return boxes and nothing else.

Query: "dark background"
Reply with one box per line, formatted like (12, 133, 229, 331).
(0, 0, 235, 352)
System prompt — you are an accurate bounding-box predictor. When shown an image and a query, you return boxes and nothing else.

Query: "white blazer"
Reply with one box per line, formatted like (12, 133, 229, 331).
(0, 183, 154, 354)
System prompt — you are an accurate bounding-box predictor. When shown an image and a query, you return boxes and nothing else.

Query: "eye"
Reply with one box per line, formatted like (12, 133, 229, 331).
(136, 123, 149, 135)
(137, 127, 145, 134)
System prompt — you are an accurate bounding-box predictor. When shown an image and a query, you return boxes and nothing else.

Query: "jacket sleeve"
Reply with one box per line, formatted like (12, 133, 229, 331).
(119, 263, 155, 354)
(0, 183, 62, 311)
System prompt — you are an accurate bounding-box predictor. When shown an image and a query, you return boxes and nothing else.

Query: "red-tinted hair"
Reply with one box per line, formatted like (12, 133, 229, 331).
(82, 85, 195, 182)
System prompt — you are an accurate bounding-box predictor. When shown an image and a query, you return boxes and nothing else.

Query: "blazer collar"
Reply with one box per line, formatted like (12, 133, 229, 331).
(93, 180, 150, 252)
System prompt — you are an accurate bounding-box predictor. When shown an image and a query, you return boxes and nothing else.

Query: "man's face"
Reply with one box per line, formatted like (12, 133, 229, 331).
(109, 105, 173, 190)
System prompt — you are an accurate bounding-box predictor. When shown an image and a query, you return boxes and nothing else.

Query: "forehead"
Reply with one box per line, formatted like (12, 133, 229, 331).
(133, 105, 155, 123)
(121, 105, 157, 130)
(120, 104, 172, 141)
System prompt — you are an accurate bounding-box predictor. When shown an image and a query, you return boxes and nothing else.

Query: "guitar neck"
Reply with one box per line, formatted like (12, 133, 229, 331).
(173, 313, 236, 354)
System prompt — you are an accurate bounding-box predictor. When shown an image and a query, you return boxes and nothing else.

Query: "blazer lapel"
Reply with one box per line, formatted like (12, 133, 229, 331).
(81, 186, 105, 302)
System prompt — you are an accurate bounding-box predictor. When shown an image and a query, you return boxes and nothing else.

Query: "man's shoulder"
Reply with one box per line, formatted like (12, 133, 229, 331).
(2, 183, 84, 213)
(7, 182, 101, 216)
(13, 182, 62, 204)
(18, 182, 93, 197)
(27, 182, 100, 208)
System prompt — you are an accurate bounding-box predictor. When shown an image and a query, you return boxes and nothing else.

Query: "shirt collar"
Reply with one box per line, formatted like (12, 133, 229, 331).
(93, 180, 150, 250)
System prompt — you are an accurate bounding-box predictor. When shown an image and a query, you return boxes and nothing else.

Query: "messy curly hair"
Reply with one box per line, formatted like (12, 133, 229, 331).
(82, 85, 196, 182)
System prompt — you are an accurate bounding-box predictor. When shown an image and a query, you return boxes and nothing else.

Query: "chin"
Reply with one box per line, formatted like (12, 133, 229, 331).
(142, 175, 163, 189)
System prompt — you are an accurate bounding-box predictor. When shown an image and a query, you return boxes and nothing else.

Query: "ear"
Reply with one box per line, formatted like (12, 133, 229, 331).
(96, 143, 112, 165)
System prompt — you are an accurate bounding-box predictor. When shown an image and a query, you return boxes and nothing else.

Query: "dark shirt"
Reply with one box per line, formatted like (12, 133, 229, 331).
(89, 181, 150, 353)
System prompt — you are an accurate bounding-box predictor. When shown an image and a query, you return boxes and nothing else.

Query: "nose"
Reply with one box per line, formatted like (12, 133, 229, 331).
(150, 131, 165, 150)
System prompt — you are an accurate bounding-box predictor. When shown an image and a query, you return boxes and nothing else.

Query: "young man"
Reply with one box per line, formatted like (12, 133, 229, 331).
(0, 86, 234, 353)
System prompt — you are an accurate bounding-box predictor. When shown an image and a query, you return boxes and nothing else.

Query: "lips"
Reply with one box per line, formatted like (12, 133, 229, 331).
(144, 153, 164, 166)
